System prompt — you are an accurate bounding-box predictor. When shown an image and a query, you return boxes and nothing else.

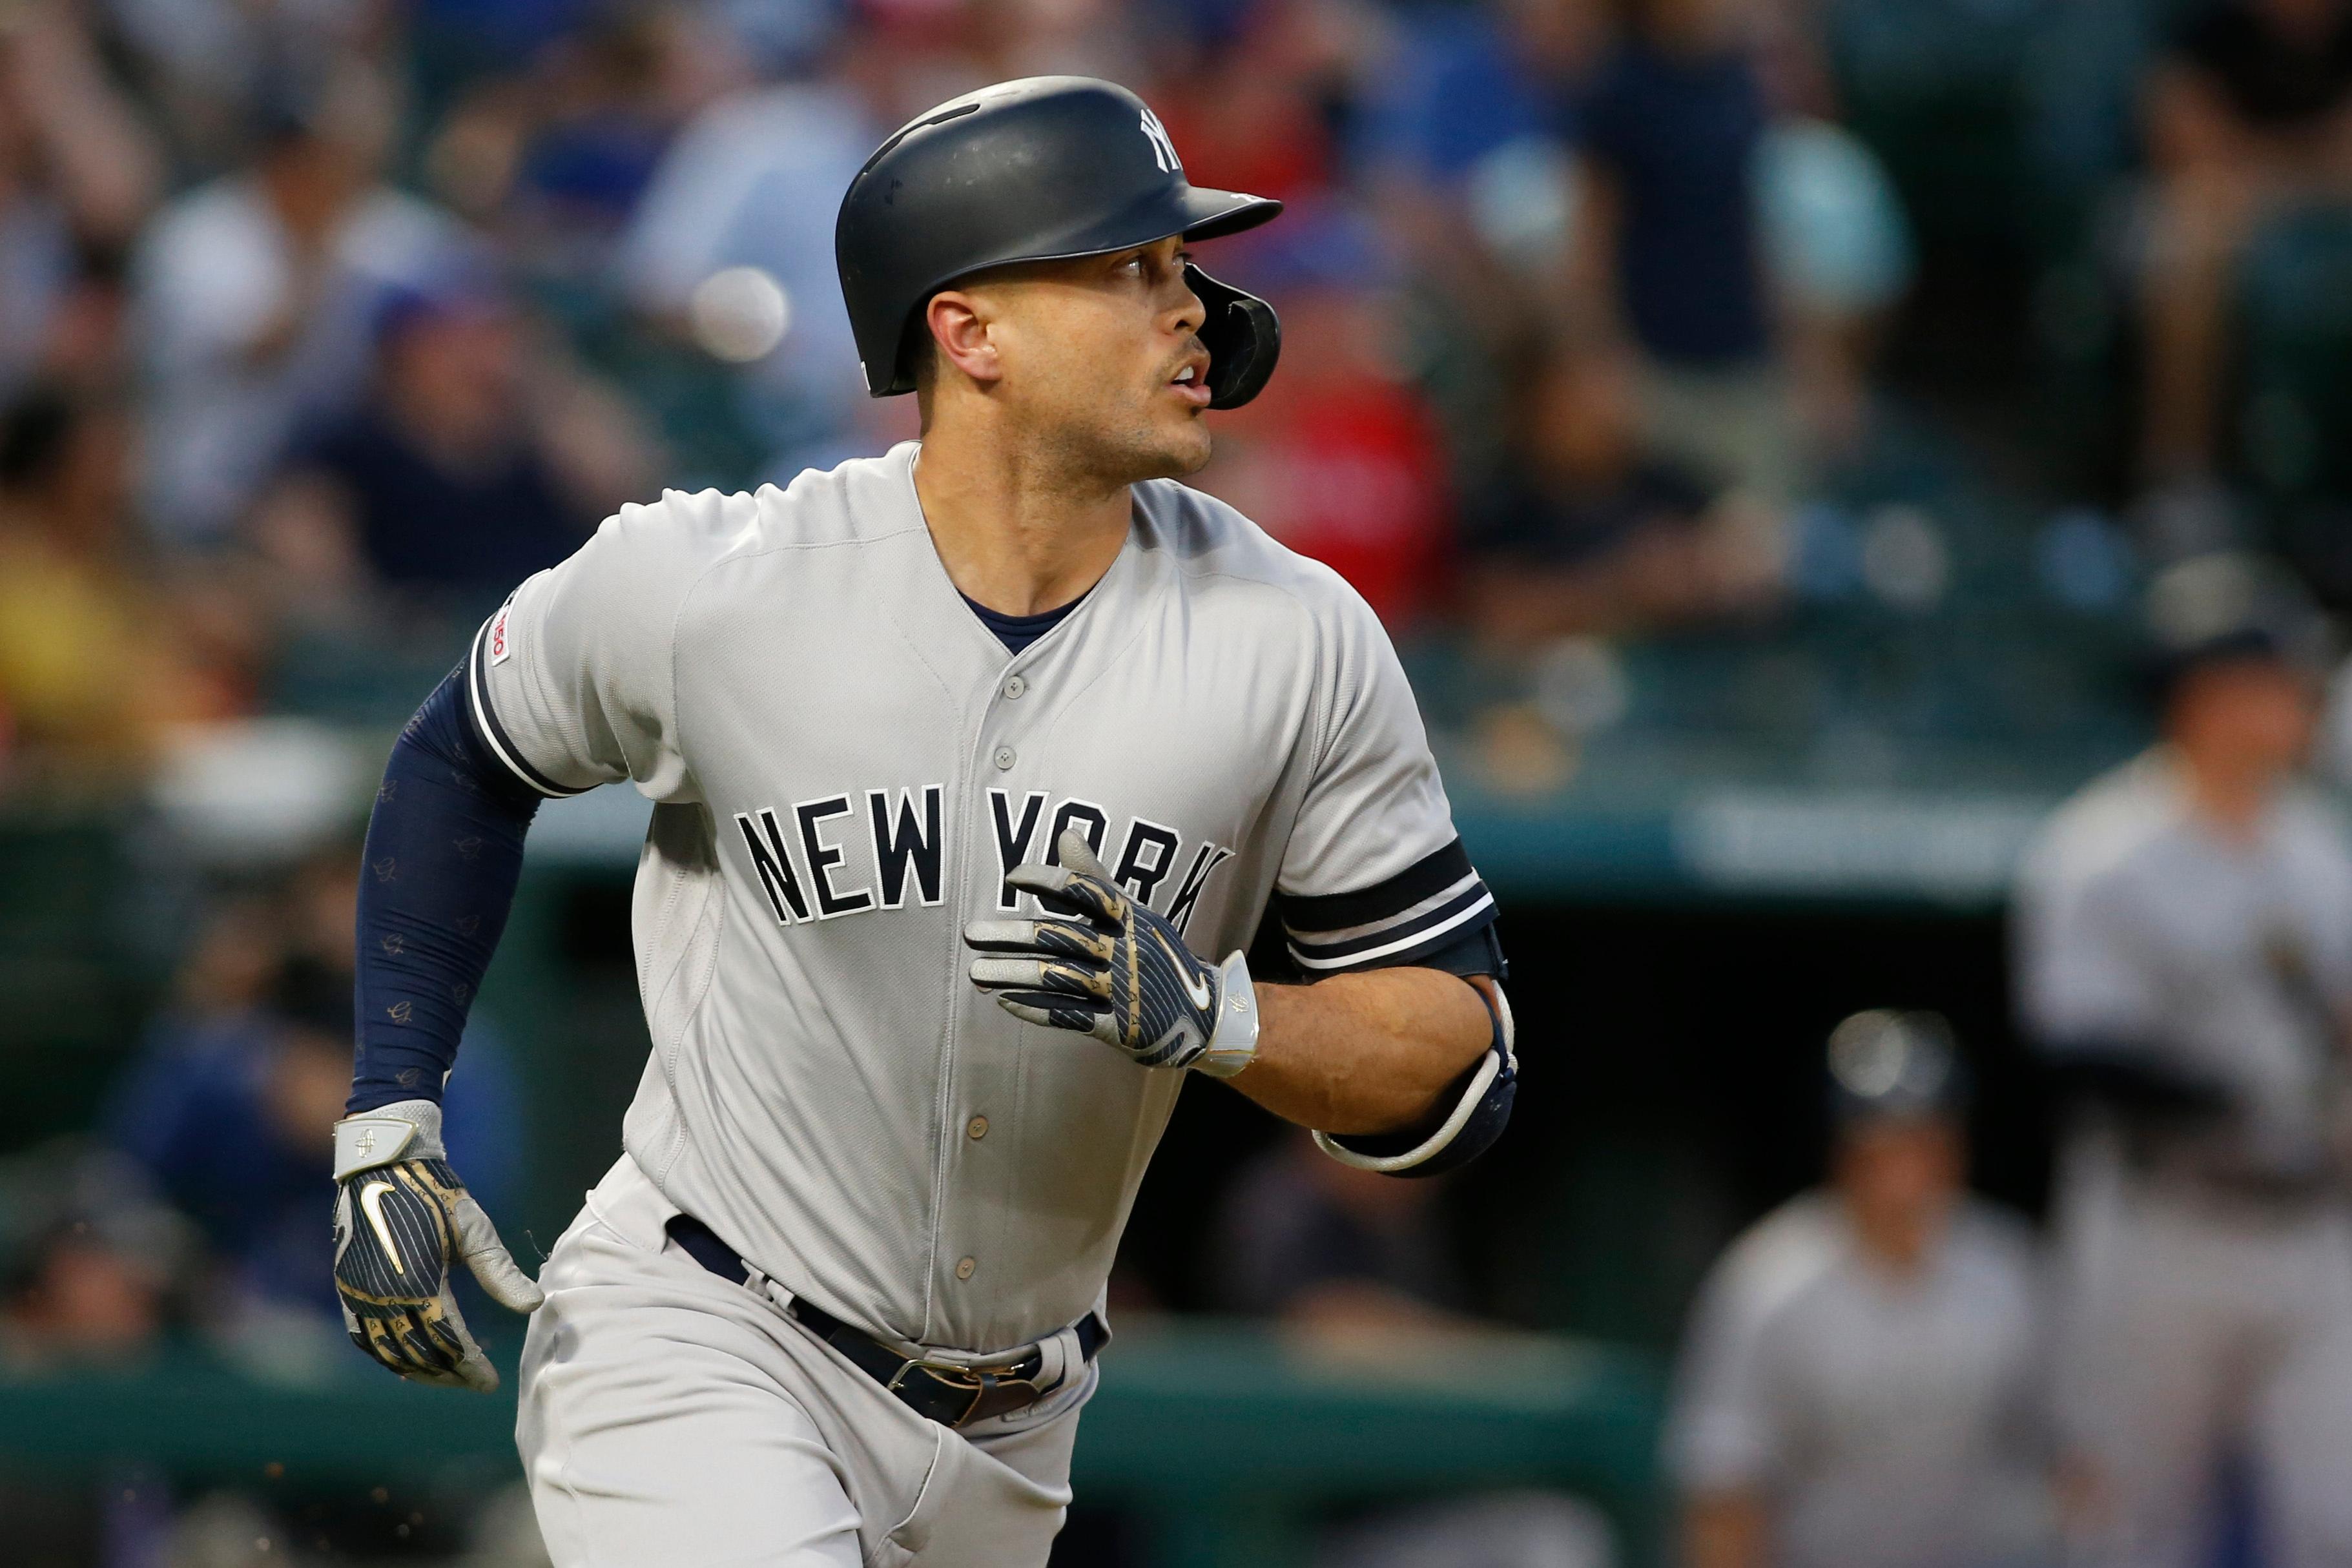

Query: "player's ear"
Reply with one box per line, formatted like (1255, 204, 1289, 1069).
(924, 289, 1004, 390)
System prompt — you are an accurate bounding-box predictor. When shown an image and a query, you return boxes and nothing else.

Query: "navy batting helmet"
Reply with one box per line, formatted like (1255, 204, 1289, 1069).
(834, 76, 1284, 407)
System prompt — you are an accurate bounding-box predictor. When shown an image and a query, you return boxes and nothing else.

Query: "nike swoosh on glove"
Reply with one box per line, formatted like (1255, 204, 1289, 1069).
(331, 1099, 543, 1391)
(965, 829, 1261, 1076)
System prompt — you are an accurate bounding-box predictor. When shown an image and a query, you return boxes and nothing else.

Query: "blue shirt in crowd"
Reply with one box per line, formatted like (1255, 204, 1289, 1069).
(1581, 39, 1771, 368)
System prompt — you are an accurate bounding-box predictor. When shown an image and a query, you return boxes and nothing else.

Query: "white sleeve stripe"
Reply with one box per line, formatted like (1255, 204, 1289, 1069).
(1286, 891, 1496, 971)
(465, 615, 588, 799)
(1286, 881, 1492, 961)
(1283, 870, 1484, 945)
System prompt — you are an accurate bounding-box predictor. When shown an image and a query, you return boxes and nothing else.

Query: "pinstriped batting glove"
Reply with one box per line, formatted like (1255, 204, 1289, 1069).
(331, 1100, 543, 1392)
(965, 830, 1261, 1077)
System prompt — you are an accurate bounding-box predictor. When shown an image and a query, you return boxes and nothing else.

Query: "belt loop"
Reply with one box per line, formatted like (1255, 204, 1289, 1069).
(743, 1261, 796, 1315)
(1030, 1323, 1081, 1396)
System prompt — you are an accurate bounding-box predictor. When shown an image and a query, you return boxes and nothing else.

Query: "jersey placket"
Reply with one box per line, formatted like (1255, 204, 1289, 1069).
(929, 630, 1068, 1346)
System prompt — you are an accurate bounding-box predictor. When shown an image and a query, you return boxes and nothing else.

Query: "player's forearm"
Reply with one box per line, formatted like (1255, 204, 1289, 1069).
(348, 666, 543, 1111)
(1233, 968, 1496, 1135)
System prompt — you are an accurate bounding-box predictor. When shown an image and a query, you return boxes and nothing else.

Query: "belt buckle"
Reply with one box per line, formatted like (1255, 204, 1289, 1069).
(888, 1354, 1043, 1429)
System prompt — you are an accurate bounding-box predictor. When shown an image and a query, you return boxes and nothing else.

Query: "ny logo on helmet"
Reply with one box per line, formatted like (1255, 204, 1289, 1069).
(1139, 108, 1181, 175)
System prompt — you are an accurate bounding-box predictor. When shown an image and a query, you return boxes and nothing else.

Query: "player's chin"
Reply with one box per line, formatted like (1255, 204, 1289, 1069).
(1148, 409, 1214, 477)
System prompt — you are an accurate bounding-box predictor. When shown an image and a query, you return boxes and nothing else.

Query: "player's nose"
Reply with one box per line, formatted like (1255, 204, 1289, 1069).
(1165, 274, 1206, 340)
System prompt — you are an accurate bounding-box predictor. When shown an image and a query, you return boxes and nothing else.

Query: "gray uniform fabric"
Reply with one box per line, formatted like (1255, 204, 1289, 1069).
(521, 1152, 1088, 1568)
(1665, 1193, 2054, 1568)
(476, 438, 1494, 1563)
(471, 438, 1483, 1353)
(2014, 751, 2352, 1568)
(2017, 751, 2352, 1186)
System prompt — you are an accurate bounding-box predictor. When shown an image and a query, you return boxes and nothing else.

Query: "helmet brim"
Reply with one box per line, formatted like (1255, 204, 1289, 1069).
(964, 184, 1282, 277)
(882, 185, 1282, 394)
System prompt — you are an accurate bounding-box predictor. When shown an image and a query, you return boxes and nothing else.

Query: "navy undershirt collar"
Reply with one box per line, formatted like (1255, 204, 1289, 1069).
(961, 590, 1086, 654)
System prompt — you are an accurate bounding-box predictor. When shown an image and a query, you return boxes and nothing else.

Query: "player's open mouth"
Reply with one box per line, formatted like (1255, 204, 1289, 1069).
(1169, 361, 1211, 407)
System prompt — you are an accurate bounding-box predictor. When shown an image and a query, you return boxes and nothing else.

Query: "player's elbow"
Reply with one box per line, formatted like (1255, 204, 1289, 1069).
(1315, 979, 1517, 1179)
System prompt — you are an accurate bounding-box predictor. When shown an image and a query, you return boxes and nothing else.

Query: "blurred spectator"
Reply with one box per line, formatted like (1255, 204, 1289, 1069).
(1666, 1011, 2056, 1568)
(1356, 0, 1599, 198)
(1572, 0, 1904, 491)
(426, 6, 739, 273)
(2016, 572, 2352, 1568)
(1193, 214, 1456, 630)
(105, 0, 384, 169)
(0, 1, 162, 397)
(0, 1143, 191, 1567)
(1147, 0, 1362, 209)
(1354, 0, 1602, 482)
(1217, 1128, 1474, 1334)
(105, 849, 523, 1370)
(1460, 339, 1781, 648)
(2139, 0, 2352, 488)
(1215, 1132, 1618, 1568)
(1573, 0, 1787, 495)
(250, 268, 657, 610)
(0, 1142, 189, 1368)
(130, 59, 479, 542)
(1750, 115, 1912, 453)
(0, 383, 254, 790)
(613, 26, 903, 470)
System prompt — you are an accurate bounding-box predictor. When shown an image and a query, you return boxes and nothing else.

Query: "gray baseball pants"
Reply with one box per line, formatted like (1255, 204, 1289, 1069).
(516, 1154, 1089, 1567)
(2054, 1169, 2352, 1568)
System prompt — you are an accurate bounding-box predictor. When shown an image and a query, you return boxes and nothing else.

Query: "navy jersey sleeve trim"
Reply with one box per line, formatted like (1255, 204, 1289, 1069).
(466, 605, 593, 799)
(1408, 920, 1507, 980)
(1279, 838, 1500, 974)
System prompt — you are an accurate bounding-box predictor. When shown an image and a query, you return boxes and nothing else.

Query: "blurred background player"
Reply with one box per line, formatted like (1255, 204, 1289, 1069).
(2015, 567, 2352, 1568)
(1664, 1010, 2055, 1568)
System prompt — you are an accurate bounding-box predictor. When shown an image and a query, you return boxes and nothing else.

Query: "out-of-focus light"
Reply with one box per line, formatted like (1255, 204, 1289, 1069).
(2036, 508, 2134, 612)
(690, 267, 791, 362)
(1859, 504, 1949, 612)
(1532, 636, 1629, 736)
(2147, 552, 2261, 650)
(1466, 136, 1580, 276)
(1789, 501, 1863, 602)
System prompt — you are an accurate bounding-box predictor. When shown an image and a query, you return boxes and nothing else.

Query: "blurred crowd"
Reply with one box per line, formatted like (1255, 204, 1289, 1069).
(0, 0, 2348, 790)
(8, 0, 2352, 1563)
(0, 0, 1917, 794)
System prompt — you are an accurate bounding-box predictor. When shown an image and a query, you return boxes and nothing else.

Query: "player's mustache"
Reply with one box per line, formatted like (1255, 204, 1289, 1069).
(1162, 336, 1210, 380)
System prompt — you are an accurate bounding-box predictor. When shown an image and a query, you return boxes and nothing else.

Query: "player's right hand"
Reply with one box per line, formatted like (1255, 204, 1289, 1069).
(331, 1099, 543, 1392)
(965, 829, 1262, 1077)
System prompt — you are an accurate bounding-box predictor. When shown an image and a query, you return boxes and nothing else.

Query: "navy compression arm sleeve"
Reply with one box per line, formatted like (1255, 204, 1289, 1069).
(347, 666, 544, 1113)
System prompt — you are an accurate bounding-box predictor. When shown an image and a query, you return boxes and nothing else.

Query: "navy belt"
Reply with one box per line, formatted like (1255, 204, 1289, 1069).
(665, 1213, 1104, 1429)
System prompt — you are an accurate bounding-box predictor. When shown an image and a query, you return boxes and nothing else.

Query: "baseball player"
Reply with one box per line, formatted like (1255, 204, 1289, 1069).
(2015, 617, 2352, 1568)
(324, 76, 1516, 1568)
(1666, 1011, 2055, 1568)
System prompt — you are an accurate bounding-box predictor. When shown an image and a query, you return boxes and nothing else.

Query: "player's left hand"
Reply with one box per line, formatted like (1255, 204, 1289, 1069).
(966, 829, 1260, 1077)
(330, 1099, 544, 1392)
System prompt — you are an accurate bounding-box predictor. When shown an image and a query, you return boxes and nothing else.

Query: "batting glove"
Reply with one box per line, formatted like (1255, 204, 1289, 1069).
(965, 829, 1261, 1076)
(331, 1099, 543, 1392)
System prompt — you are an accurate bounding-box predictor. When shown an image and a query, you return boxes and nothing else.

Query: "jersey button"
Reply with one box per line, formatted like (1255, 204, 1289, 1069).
(1002, 676, 1026, 700)
(967, 1115, 989, 1140)
(955, 1256, 976, 1281)
(993, 747, 1016, 770)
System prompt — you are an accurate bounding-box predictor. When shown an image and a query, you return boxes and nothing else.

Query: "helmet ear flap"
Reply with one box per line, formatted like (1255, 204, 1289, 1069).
(1186, 263, 1281, 409)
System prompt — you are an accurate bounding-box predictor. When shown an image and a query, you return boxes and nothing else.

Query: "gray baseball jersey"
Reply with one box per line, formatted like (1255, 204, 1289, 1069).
(466, 439, 1498, 1354)
(2014, 750, 2352, 1182)
(2015, 752, 2352, 1568)
(1666, 1193, 2053, 1568)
